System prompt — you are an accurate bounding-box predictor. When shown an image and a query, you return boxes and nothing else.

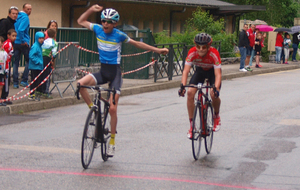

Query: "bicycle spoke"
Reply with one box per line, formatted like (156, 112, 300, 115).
(192, 105, 202, 160)
(81, 107, 97, 169)
(205, 103, 214, 154)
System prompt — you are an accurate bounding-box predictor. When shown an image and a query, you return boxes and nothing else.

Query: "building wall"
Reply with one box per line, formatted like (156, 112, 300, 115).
(1, 0, 234, 36)
(0, 0, 62, 27)
(62, 0, 195, 33)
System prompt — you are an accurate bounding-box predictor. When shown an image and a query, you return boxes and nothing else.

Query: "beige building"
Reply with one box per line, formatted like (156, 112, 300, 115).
(0, 0, 265, 34)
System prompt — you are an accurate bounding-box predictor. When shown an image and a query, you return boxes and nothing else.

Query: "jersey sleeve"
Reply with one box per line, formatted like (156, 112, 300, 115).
(90, 23, 103, 32)
(185, 48, 196, 66)
(116, 30, 130, 43)
(210, 49, 221, 69)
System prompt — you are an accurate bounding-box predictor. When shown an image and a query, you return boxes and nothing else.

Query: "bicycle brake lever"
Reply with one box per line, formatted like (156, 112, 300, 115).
(76, 83, 80, 100)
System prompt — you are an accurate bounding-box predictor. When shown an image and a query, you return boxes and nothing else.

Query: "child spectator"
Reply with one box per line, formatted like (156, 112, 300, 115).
(255, 32, 263, 68)
(41, 28, 58, 98)
(2, 29, 17, 104)
(28, 31, 45, 101)
(0, 36, 8, 106)
(44, 20, 58, 40)
(283, 33, 291, 64)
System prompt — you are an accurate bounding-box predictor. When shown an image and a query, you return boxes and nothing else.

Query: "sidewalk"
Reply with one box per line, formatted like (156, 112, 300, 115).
(0, 61, 299, 115)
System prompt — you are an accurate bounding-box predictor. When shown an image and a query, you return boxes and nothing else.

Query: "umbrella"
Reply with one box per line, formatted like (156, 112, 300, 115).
(255, 25, 273, 32)
(291, 26, 300, 33)
(274, 27, 292, 33)
(251, 19, 267, 25)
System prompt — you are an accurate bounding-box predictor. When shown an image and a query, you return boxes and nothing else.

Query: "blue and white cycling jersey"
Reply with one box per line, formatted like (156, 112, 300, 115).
(90, 23, 130, 64)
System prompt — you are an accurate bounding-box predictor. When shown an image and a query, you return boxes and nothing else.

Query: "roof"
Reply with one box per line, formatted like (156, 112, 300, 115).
(113, 0, 266, 14)
(113, 0, 235, 8)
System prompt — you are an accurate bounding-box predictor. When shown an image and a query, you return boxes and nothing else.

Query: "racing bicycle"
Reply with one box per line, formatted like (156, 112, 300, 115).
(76, 83, 116, 169)
(181, 81, 216, 160)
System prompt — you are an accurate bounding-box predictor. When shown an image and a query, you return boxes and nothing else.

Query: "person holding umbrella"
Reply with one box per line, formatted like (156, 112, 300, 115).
(292, 32, 300, 62)
(275, 31, 284, 64)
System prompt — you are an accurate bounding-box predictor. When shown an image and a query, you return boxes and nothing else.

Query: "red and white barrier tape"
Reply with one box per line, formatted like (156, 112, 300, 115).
(1, 42, 154, 103)
(70, 42, 151, 57)
(0, 69, 53, 103)
(76, 60, 156, 76)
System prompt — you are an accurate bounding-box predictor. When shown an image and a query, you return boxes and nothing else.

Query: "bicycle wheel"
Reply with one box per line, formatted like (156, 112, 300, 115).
(192, 104, 202, 160)
(204, 103, 214, 154)
(100, 100, 111, 161)
(81, 106, 97, 169)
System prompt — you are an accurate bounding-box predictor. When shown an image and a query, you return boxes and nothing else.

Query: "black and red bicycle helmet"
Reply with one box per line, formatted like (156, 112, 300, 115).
(194, 33, 212, 45)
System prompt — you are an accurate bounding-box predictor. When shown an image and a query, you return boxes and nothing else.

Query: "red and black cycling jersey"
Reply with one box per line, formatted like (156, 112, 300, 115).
(185, 46, 221, 71)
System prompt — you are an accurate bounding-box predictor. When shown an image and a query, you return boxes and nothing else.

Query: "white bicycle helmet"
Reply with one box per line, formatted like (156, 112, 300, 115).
(101, 8, 120, 23)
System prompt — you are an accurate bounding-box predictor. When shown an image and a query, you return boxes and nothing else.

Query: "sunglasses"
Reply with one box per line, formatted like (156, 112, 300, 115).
(195, 44, 208, 50)
(101, 20, 115, 24)
(50, 20, 57, 23)
(9, 6, 19, 10)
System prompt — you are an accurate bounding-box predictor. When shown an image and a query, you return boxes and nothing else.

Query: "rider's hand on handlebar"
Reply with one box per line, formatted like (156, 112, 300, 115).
(178, 83, 186, 97)
(213, 86, 220, 98)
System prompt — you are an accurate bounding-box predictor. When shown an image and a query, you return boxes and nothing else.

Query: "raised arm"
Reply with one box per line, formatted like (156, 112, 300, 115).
(77, 4, 103, 29)
(128, 39, 169, 55)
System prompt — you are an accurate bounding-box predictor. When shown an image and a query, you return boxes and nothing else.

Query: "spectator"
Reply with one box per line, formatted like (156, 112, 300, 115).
(41, 28, 58, 99)
(283, 33, 291, 64)
(44, 20, 58, 40)
(13, 3, 32, 89)
(0, 37, 8, 106)
(0, 6, 18, 40)
(249, 28, 259, 68)
(43, 20, 58, 96)
(28, 31, 44, 101)
(2, 29, 17, 104)
(292, 32, 300, 62)
(238, 24, 249, 72)
(0, 6, 19, 104)
(245, 24, 255, 71)
(275, 31, 283, 64)
(254, 32, 262, 68)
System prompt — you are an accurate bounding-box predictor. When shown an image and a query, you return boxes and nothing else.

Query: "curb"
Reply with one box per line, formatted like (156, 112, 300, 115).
(1, 64, 299, 115)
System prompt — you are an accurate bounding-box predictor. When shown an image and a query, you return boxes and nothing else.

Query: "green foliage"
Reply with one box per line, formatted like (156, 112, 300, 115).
(185, 8, 225, 36)
(153, 8, 235, 57)
(223, 0, 300, 28)
(213, 32, 237, 58)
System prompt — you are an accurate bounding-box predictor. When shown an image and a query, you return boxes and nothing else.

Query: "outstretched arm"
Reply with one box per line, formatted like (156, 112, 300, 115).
(77, 4, 103, 29)
(128, 39, 169, 55)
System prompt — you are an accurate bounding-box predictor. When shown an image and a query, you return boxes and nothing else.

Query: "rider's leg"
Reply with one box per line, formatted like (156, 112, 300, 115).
(78, 75, 96, 107)
(210, 89, 221, 114)
(109, 93, 119, 135)
(187, 87, 198, 119)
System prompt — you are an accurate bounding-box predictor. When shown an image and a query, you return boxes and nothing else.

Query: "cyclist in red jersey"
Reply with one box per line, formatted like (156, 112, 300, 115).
(179, 33, 221, 139)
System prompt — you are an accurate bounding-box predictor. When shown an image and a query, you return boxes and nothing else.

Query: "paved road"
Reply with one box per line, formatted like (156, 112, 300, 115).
(1, 69, 300, 189)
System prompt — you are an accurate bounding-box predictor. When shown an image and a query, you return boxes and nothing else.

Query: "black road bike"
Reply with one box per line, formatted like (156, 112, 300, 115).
(76, 83, 116, 169)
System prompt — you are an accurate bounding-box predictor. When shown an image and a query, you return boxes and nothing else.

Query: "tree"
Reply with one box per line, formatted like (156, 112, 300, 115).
(223, 0, 300, 27)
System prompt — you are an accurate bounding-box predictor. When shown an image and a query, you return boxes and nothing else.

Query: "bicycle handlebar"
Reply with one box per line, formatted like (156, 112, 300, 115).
(181, 83, 219, 98)
(76, 83, 117, 104)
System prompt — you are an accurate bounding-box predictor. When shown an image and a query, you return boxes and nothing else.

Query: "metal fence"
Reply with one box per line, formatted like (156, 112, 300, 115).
(21, 27, 224, 82)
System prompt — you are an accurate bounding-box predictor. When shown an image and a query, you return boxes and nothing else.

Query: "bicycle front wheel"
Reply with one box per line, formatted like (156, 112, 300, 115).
(204, 103, 214, 154)
(100, 102, 111, 161)
(81, 106, 97, 169)
(192, 104, 202, 160)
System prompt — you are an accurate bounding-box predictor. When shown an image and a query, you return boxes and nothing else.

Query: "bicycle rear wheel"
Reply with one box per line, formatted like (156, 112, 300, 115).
(81, 106, 97, 169)
(204, 103, 214, 154)
(192, 104, 202, 160)
(100, 101, 111, 161)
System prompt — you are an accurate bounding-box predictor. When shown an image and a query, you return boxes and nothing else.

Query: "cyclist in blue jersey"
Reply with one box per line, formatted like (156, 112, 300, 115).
(77, 4, 169, 157)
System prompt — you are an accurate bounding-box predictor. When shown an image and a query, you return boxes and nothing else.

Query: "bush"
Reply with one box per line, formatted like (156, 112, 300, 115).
(153, 8, 237, 58)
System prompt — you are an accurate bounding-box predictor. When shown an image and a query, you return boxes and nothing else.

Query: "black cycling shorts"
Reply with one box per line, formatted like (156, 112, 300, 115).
(189, 67, 221, 89)
(90, 64, 123, 94)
